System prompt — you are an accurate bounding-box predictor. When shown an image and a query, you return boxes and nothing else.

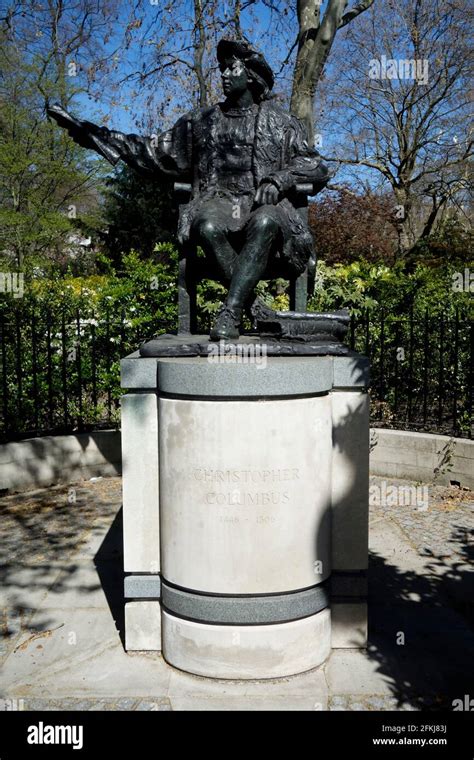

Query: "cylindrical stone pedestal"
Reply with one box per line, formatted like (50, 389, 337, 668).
(120, 351, 370, 678)
(160, 391, 332, 678)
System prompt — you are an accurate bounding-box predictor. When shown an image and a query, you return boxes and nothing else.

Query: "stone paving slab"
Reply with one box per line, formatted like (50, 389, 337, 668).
(0, 697, 172, 711)
(1, 476, 473, 711)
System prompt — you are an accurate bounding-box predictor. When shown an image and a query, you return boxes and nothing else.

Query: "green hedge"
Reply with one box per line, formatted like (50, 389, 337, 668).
(0, 250, 472, 440)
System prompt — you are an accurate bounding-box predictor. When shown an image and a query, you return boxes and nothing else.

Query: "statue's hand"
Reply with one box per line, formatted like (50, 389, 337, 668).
(255, 182, 279, 206)
(46, 103, 99, 151)
(47, 103, 121, 165)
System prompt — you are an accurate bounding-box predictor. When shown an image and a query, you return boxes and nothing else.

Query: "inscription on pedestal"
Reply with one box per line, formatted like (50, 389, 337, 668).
(191, 466, 301, 523)
(160, 395, 332, 593)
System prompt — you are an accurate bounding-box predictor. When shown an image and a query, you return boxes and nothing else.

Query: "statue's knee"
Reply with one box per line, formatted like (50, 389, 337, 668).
(194, 217, 220, 243)
(251, 212, 279, 236)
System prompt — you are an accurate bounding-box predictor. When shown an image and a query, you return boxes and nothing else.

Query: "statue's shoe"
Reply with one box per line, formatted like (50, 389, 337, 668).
(210, 304, 242, 341)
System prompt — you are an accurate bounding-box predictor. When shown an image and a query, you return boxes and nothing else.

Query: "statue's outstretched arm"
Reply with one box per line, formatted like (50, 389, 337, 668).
(46, 103, 190, 180)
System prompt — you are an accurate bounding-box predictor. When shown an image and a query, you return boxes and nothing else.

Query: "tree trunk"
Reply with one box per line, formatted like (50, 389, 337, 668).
(394, 189, 416, 257)
(193, 0, 208, 108)
(290, 0, 375, 142)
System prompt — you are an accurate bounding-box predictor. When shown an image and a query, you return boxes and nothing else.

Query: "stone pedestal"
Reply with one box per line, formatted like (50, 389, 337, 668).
(120, 351, 369, 678)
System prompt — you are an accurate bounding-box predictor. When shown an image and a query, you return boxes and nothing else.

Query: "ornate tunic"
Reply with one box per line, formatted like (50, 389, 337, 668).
(105, 99, 329, 275)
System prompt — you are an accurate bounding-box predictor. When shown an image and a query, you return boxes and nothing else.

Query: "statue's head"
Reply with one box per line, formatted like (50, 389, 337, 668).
(217, 38, 274, 104)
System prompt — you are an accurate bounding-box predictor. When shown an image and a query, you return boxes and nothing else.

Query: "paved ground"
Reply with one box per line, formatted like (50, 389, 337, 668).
(1, 476, 473, 711)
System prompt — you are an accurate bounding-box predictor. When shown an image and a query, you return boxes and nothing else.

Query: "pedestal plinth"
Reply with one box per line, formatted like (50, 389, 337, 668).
(120, 350, 369, 678)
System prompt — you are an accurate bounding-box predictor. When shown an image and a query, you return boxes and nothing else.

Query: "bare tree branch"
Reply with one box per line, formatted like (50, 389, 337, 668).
(339, 0, 375, 29)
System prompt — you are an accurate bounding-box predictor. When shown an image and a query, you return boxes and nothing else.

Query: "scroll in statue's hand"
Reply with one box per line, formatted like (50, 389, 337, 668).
(255, 182, 279, 206)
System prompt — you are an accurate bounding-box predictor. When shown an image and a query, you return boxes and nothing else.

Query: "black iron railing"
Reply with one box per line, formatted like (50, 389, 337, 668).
(349, 308, 472, 438)
(0, 307, 472, 443)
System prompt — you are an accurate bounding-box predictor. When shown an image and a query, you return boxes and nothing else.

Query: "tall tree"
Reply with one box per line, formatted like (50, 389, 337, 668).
(0, 32, 105, 268)
(0, 1, 124, 267)
(1, 0, 125, 108)
(318, 0, 473, 255)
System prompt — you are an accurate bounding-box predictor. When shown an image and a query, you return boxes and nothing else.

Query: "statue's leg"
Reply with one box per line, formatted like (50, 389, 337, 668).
(227, 207, 279, 310)
(210, 207, 280, 341)
(192, 216, 237, 282)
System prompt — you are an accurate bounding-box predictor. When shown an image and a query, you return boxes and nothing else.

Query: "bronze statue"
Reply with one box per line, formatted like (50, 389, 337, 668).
(48, 38, 330, 341)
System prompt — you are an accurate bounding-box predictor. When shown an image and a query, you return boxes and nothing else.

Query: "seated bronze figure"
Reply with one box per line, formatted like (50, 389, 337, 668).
(48, 38, 330, 340)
